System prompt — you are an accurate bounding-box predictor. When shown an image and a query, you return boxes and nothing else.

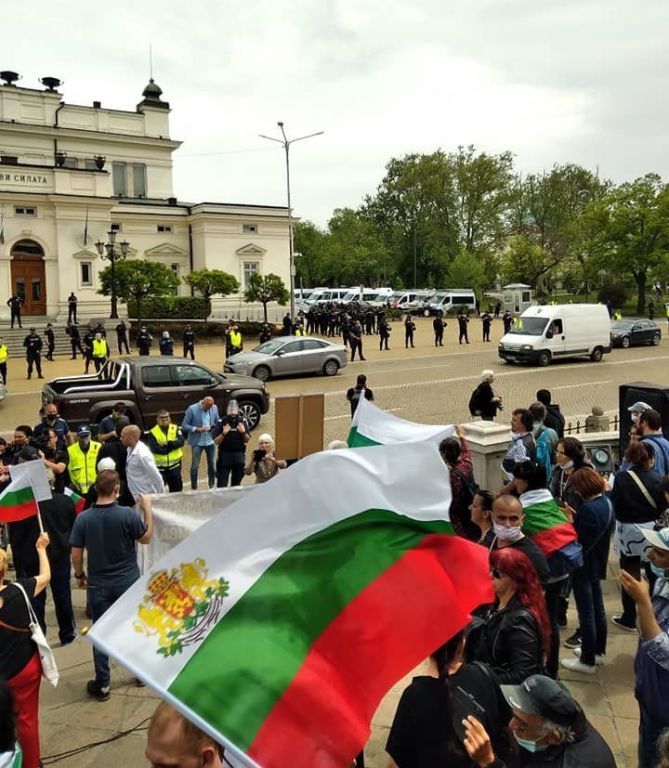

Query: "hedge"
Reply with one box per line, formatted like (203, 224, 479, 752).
(127, 296, 209, 320)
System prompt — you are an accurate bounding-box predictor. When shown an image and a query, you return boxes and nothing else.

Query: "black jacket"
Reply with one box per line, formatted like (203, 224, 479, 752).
(473, 597, 544, 685)
(544, 404, 565, 439)
(610, 465, 665, 524)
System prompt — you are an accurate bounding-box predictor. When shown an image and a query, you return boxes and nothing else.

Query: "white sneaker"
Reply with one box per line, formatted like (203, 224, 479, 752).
(573, 648, 605, 665)
(561, 657, 597, 675)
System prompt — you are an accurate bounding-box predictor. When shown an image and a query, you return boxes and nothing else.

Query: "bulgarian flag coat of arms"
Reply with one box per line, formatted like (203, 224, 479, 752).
(90, 439, 492, 768)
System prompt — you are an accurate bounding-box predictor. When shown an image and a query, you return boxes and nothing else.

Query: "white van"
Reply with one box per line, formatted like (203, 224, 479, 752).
(428, 289, 477, 315)
(498, 304, 612, 367)
(389, 290, 434, 313)
(342, 287, 391, 304)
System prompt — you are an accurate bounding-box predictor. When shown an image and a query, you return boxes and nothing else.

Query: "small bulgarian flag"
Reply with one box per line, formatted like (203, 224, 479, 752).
(348, 397, 453, 447)
(89, 441, 493, 768)
(64, 487, 86, 514)
(0, 475, 39, 523)
(520, 488, 578, 556)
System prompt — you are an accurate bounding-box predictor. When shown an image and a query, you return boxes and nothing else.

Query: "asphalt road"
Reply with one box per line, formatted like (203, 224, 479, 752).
(1, 317, 667, 446)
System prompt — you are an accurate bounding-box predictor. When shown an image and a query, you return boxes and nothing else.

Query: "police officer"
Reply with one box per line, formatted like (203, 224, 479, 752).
(259, 323, 272, 344)
(92, 332, 108, 372)
(457, 310, 470, 344)
(115, 320, 130, 354)
(66, 323, 84, 359)
(378, 315, 391, 351)
(214, 400, 250, 487)
(0, 337, 8, 384)
(481, 311, 492, 342)
(136, 325, 152, 356)
(229, 325, 243, 354)
(6, 294, 23, 329)
(66, 425, 102, 494)
(502, 310, 513, 334)
(182, 324, 196, 359)
(404, 314, 416, 349)
(159, 331, 174, 356)
(433, 312, 446, 346)
(67, 292, 78, 324)
(45, 323, 55, 361)
(23, 327, 43, 380)
(148, 409, 185, 492)
(82, 327, 94, 373)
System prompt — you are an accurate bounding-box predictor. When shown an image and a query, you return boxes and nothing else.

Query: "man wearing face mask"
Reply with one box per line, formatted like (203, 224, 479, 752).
(620, 523, 669, 768)
(461, 675, 615, 767)
(490, 496, 550, 586)
(214, 399, 250, 488)
(66, 425, 102, 494)
(33, 403, 72, 451)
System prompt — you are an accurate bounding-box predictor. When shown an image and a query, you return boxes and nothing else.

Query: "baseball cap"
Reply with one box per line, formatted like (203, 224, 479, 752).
(642, 527, 669, 552)
(628, 401, 652, 414)
(76, 425, 92, 436)
(113, 402, 127, 412)
(501, 675, 581, 727)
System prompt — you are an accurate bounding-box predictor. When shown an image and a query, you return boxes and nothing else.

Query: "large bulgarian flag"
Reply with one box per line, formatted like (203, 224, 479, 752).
(520, 488, 578, 556)
(0, 461, 51, 523)
(89, 441, 493, 768)
(348, 397, 454, 447)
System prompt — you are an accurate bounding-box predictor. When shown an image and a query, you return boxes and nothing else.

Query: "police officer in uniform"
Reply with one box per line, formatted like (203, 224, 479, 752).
(502, 310, 513, 334)
(458, 310, 470, 344)
(6, 294, 23, 329)
(115, 320, 130, 354)
(82, 327, 94, 373)
(404, 314, 416, 348)
(23, 327, 43, 380)
(433, 312, 446, 346)
(45, 323, 55, 361)
(66, 425, 102, 494)
(92, 332, 108, 372)
(66, 323, 84, 359)
(136, 325, 152, 356)
(259, 323, 272, 344)
(0, 337, 8, 384)
(229, 326, 243, 355)
(481, 311, 492, 342)
(147, 410, 185, 492)
(214, 400, 250, 487)
(183, 324, 196, 359)
(378, 316, 391, 350)
(67, 292, 78, 324)
(159, 331, 174, 356)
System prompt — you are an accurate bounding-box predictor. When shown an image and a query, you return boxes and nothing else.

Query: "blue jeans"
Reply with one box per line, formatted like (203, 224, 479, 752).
(638, 703, 669, 768)
(190, 442, 216, 490)
(88, 583, 133, 688)
(572, 567, 607, 666)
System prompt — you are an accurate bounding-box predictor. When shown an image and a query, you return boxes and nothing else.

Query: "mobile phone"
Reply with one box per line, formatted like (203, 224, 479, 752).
(451, 684, 487, 743)
(253, 449, 267, 461)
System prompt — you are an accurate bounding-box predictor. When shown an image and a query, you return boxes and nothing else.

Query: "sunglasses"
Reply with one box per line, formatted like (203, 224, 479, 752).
(490, 568, 505, 579)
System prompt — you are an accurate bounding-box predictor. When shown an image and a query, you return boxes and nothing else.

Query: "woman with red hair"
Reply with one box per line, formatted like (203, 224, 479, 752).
(471, 547, 550, 684)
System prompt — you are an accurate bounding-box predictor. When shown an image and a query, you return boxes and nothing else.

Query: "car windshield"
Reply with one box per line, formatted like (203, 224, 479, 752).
(508, 317, 549, 336)
(612, 321, 635, 330)
(253, 340, 285, 354)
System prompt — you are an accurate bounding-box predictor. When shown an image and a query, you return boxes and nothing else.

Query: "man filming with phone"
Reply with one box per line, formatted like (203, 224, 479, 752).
(214, 400, 250, 488)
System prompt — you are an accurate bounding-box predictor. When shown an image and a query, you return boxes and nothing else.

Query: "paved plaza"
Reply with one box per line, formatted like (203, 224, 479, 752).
(2, 315, 665, 767)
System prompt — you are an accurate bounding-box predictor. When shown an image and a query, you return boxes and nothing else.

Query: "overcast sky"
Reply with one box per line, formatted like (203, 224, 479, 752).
(6, 0, 669, 225)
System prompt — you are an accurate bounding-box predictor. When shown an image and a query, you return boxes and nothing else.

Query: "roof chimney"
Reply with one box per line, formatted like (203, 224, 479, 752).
(93, 100, 101, 108)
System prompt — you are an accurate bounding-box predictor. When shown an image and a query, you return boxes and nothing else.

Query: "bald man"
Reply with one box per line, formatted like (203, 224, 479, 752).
(490, 495, 550, 584)
(121, 424, 165, 501)
(146, 701, 225, 768)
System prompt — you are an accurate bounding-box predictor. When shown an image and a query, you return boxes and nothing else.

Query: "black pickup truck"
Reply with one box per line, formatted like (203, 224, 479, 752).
(41, 356, 270, 432)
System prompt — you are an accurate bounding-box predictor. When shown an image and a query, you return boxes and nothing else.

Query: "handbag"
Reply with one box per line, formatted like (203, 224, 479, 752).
(13, 582, 59, 687)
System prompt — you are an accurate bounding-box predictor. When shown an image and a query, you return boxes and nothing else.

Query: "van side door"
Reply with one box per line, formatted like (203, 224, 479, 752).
(545, 318, 566, 356)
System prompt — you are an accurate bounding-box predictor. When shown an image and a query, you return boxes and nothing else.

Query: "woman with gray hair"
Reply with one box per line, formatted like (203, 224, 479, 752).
(245, 434, 287, 484)
(468, 370, 503, 421)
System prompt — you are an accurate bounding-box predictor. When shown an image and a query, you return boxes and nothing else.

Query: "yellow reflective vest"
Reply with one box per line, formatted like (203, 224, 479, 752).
(92, 338, 108, 358)
(0, 344, 7, 364)
(67, 440, 102, 493)
(150, 423, 184, 468)
(229, 330, 242, 348)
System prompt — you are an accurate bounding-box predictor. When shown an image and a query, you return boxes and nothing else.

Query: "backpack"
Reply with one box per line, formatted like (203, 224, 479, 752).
(468, 385, 482, 417)
(534, 428, 554, 483)
(547, 539, 583, 579)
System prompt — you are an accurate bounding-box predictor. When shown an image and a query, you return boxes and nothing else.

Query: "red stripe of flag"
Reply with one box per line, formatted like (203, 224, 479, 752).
(531, 521, 578, 557)
(248, 535, 493, 768)
(0, 498, 39, 524)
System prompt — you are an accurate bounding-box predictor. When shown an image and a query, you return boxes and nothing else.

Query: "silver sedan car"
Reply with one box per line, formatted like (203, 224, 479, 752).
(224, 336, 348, 382)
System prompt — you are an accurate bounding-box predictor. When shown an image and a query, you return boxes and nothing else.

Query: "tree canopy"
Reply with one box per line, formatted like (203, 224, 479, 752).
(98, 259, 179, 323)
(244, 273, 290, 322)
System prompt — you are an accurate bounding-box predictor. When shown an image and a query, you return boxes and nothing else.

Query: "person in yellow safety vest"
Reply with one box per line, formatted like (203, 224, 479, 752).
(294, 324, 304, 337)
(147, 410, 185, 492)
(0, 337, 8, 385)
(229, 326, 243, 354)
(67, 425, 102, 493)
(92, 333, 109, 373)
(613, 311, 622, 320)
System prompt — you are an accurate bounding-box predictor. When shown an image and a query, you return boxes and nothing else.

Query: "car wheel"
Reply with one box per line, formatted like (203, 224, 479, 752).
(590, 347, 603, 362)
(621, 336, 631, 348)
(237, 401, 261, 431)
(652, 333, 661, 346)
(323, 359, 340, 376)
(537, 351, 551, 367)
(252, 365, 271, 382)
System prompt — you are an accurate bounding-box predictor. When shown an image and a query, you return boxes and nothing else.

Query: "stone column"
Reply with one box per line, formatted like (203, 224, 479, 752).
(461, 420, 511, 490)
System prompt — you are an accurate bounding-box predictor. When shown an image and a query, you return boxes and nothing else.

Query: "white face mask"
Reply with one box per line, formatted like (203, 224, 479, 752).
(631, 413, 640, 424)
(560, 459, 574, 470)
(493, 522, 522, 541)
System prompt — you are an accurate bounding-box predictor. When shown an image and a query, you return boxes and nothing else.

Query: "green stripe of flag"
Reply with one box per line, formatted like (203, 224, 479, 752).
(522, 499, 570, 536)
(169, 508, 453, 750)
(346, 426, 381, 447)
(0, 486, 35, 507)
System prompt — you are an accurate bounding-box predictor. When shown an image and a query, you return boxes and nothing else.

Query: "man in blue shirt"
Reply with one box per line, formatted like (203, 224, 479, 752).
(33, 403, 72, 451)
(70, 469, 153, 701)
(639, 409, 669, 476)
(97, 402, 128, 443)
(181, 396, 219, 490)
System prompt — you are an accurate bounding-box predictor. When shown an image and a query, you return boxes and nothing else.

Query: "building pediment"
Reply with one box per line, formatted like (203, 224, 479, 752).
(71, 249, 98, 259)
(144, 242, 188, 258)
(236, 243, 266, 257)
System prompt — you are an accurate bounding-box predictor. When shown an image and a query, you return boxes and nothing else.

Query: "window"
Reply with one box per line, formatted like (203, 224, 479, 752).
(112, 162, 127, 195)
(31, 279, 42, 301)
(110, 223, 121, 232)
(157, 225, 173, 233)
(63, 157, 78, 169)
(80, 262, 93, 287)
(243, 224, 258, 233)
(281, 341, 303, 354)
(243, 261, 259, 288)
(302, 339, 325, 350)
(142, 366, 173, 388)
(174, 365, 216, 387)
(133, 163, 147, 197)
(14, 207, 37, 217)
(550, 320, 563, 335)
(169, 263, 180, 295)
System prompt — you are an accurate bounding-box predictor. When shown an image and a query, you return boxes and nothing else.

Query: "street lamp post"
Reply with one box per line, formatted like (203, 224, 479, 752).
(95, 230, 129, 319)
(259, 122, 323, 319)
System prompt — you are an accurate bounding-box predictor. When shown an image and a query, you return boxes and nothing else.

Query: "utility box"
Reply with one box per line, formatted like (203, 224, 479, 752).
(274, 393, 325, 461)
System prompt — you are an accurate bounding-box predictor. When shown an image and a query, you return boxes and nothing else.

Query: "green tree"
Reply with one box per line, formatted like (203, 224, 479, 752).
(582, 174, 669, 313)
(500, 235, 554, 290)
(244, 273, 290, 322)
(326, 207, 390, 286)
(183, 269, 240, 320)
(98, 259, 179, 325)
(446, 252, 487, 295)
(294, 220, 329, 288)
